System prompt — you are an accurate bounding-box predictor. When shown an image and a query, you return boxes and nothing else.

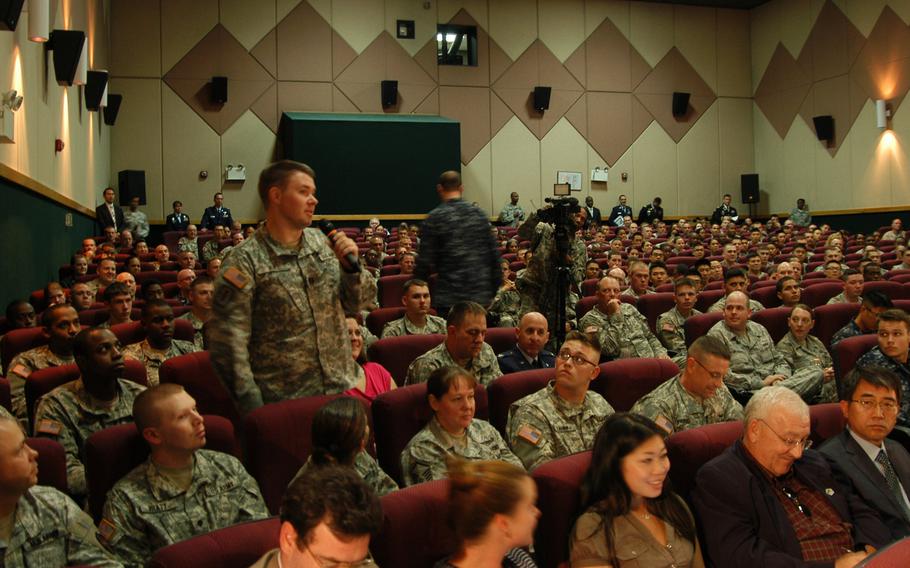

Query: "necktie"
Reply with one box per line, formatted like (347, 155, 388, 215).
(109, 204, 117, 230)
(876, 449, 910, 521)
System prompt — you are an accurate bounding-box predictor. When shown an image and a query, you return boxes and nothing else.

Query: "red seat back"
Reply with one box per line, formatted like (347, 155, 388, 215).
(637, 293, 676, 334)
(109, 319, 195, 347)
(684, 312, 724, 347)
(748, 279, 777, 291)
(694, 289, 724, 313)
(486, 368, 555, 437)
(703, 280, 724, 291)
(666, 420, 743, 502)
(28, 437, 68, 493)
(85, 415, 237, 522)
(1, 327, 47, 375)
(750, 306, 792, 344)
(750, 285, 781, 309)
(371, 480, 454, 568)
(483, 327, 516, 354)
(0, 377, 10, 413)
(580, 278, 598, 297)
(862, 536, 910, 568)
(159, 352, 242, 433)
(809, 403, 846, 446)
(532, 451, 592, 568)
(802, 278, 844, 288)
(813, 302, 861, 348)
(864, 280, 908, 299)
(367, 335, 445, 386)
(832, 334, 879, 385)
(135, 270, 178, 285)
(378, 274, 413, 308)
(149, 518, 280, 568)
(365, 306, 406, 337)
(801, 282, 844, 308)
(592, 358, 678, 411)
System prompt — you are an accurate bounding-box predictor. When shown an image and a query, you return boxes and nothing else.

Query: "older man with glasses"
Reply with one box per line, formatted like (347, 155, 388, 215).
(693, 386, 890, 568)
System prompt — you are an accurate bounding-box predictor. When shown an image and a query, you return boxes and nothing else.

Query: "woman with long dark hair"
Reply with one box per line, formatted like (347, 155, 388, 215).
(570, 413, 703, 567)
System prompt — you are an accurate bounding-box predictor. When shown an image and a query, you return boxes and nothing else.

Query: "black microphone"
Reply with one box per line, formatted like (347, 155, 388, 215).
(318, 220, 361, 273)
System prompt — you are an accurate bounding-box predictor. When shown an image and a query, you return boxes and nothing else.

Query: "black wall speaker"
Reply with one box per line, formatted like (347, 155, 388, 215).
(103, 94, 122, 125)
(381, 80, 398, 108)
(813, 115, 834, 143)
(211, 76, 228, 104)
(672, 92, 690, 117)
(49, 30, 86, 86)
(741, 174, 760, 204)
(533, 86, 551, 112)
(85, 70, 108, 111)
(0, 0, 24, 31)
(118, 170, 146, 205)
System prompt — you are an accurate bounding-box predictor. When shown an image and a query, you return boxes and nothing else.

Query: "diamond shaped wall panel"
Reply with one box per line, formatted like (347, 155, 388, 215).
(439, 86, 491, 163)
(754, 44, 812, 139)
(332, 0, 384, 54)
(576, 16, 651, 93)
(160, 0, 218, 74)
(385, 0, 437, 57)
(849, 6, 910, 112)
(796, 1, 863, 83)
(276, 1, 333, 82)
(220, 0, 276, 51)
(585, 92, 652, 167)
(251, 82, 278, 133)
(798, 74, 857, 157)
(251, 29, 277, 78)
(538, 0, 585, 63)
(630, 1, 674, 68)
(489, 0, 538, 62)
(674, 4, 718, 91)
(277, 82, 334, 113)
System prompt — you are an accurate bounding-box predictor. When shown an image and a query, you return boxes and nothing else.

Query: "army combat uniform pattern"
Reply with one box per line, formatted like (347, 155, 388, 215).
(656, 307, 702, 368)
(405, 342, 502, 386)
(6, 345, 74, 421)
(629, 373, 743, 434)
(123, 339, 197, 386)
(776, 331, 838, 403)
(579, 303, 667, 359)
(381, 314, 447, 338)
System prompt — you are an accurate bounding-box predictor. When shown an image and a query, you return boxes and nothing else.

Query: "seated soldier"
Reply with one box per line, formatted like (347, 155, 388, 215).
(87, 258, 117, 296)
(824, 259, 844, 280)
(176, 224, 199, 255)
(140, 279, 165, 303)
(0, 416, 121, 567)
(43, 281, 66, 309)
(100, 384, 268, 566)
(745, 251, 768, 280)
(175, 268, 196, 305)
(380, 279, 447, 338)
(251, 465, 382, 568)
(857, 309, 910, 429)
(399, 251, 416, 275)
(827, 269, 864, 305)
(776, 276, 802, 308)
(70, 282, 96, 312)
(489, 259, 521, 327)
(123, 300, 197, 386)
(507, 331, 614, 470)
(8, 304, 80, 421)
(205, 257, 222, 279)
(178, 275, 214, 350)
(61, 253, 89, 288)
(831, 291, 892, 345)
(114, 271, 137, 299)
(648, 261, 669, 289)
(201, 225, 225, 263)
(630, 335, 743, 434)
(707, 268, 765, 313)
(656, 277, 702, 368)
(497, 311, 556, 374)
(776, 304, 837, 404)
(400, 366, 520, 486)
(622, 261, 653, 298)
(405, 301, 502, 386)
(33, 328, 146, 499)
(579, 276, 668, 360)
(98, 282, 134, 328)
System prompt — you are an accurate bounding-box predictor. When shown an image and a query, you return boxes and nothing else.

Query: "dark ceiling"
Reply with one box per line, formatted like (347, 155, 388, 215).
(638, 0, 770, 8)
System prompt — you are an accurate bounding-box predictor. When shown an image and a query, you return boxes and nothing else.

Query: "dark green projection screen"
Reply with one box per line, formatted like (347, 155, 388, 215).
(280, 113, 461, 216)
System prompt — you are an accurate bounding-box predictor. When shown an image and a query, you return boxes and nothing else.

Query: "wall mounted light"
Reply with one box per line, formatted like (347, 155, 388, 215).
(27, 0, 48, 42)
(0, 89, 23, 143)
(876, 99, 891, 129)
(225, 164, 246, 182)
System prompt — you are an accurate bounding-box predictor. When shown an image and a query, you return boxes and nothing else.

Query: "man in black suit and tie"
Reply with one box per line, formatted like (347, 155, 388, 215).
(497, 312, 556, 374)
(583, 195, 602, 229)
(820, 366, 910, 540)
(711, 193, 739, 224)
(607, 194, 632, 227)
(95, 187, 125, 234)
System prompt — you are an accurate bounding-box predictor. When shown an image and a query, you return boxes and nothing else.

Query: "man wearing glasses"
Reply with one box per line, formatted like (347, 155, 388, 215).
(856, 309, 910, 429)
(693, 386, 890, 567)
(507, 331, 614, 470)
(630, 336, 742, 434)
(820, 367, 910, 540)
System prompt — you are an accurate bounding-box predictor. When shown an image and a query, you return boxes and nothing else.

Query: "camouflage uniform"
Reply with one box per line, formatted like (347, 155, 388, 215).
(208, 227, 374, 413)
(629, 373, 743, 434)
(499, 203, 526, 227)
(621, 287, 653, 299)
(201, 239, 221, 263)
(123, 338, 196, 386)
(0, 404, 12, 420)
(831, 320, 866, 346)
(405, 342, 502, 386)
(177, 310, 206, 350)
(579, 303, 667, 359)
(882, 230, 905, 241)
(176, 237, 198, 255)
(507, 382, 615, 470)
(381, 314, 447, 338)
(33, 378, 146, 497)
(400, 416, 522, 486)
(360, 324, 379, 351)
(290, 451, 398, 497)
(7, 345, 74, 421)
(656, 306, 702, 368)
(857, 346, 910, 428)
(707, 295, 766, 313)
(826, 292, 862, 305)
(2, 485, 121, 568)
(776, 331, 838, 403)
(100, 449, 269, 567)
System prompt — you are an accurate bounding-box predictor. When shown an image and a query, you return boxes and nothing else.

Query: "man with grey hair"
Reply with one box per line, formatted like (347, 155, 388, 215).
(693, 386, 890, 567)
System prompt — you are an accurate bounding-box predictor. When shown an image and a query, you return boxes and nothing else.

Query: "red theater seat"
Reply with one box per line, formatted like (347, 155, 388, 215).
(861, 536, 910, 568)
(486, 368, 555, 437)
(0, 377, 10, 412)
(801, 282, 844, 308)
(864, 280, 907, 300)
(809, 403, 846, 446)
(367, 334, 444, 386)
(580, 278, 598, 297)
(703, 280, 724, 291)
(365, 307, 406, 337)
(484, 326, 517, 354)
(378, 274, 412, 308)
(371, 480, 454, 568)
(750, 306, 791, 344)
(637, 293, 676, 334)
(694, 289, 724, 313)
(592, 358, 678, 411)
(832, 334, 879, 385)
(532, 451, 592, 568)
(148, 518, 280, 568)
(109, 319, 195, 347)
(1, 326, 47, 375)
(28, 437, 68, 493)
(684, 312, 724, 347)
(159, 352, 242, 432)
(135, 270, 178, 285)
(666, 420, 743, 503)
(813, 302, 860, 348)
(749, 285, 781, 309)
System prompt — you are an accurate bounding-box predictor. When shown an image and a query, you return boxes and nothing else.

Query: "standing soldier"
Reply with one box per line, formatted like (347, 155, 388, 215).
(498, 192, 526, 228)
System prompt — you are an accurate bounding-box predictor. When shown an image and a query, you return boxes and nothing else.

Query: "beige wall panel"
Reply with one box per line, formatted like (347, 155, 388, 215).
(632, 122, 678, 215)
(716, 9, 751, 97)
(220, 0, 277, 51)
(778, 0, 821, 61)
(439, 0, 489, 30)
(385, 0, 437, 56)
(717, 98, 754, 212)
(673, 5, 716, 91)
(0, 30, 15, 169)
(752, 103, 786, 214)
(17, 25, 45, 184)
(87, 0, 110, 70)
(332, 0, 385, 54)
(88, 112, 112, 208)
(540, 118, 590, 199)
(843, 0, 887, 37)
(629, 1, 674, 68)
(888, 0, 910, 25)
(851, 100, 893, 207)
(590, 144, 632, 206)
(160, 0, 218, 74)
(110, 78, 163, 219)
(462, 141, 493, 214)
(778, 119, 817, 215)
(677, 101, 719, 217)
(281, 0, 307, 21)
(491, 116, 541, 212)
(111, 0, 161, 76)
(887, 98, 910, 205)
(36, 63, 63, 197)
(585, 0, 629, 39)
(161, 86, 223, 225)
(220, 111, 274, 221)
(538, 0, 585, 63)
(278, 82, 334, 112)
(749, 1, 781, 94)
(488, 0, 538, 61)
(811, 115, 852, 213)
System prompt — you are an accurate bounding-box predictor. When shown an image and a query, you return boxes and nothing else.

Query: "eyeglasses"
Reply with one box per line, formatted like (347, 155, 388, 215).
(690, 357, 726, 381)
(556, 350, 598, 367)
(303, 542, 374, 568)
(851, 399, 899, 414)
(780, 485, 812, 518)
(757, 418, 813, 451)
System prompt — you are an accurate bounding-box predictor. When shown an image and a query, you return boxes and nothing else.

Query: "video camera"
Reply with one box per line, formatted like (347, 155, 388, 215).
(537, 196, 580, 258)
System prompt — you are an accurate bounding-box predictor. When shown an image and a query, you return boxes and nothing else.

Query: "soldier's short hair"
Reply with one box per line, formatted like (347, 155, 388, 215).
(402, 278, 429, 296)
(437, 170, 461, 190)
(257, 160, 316, 206)
(689, 335, 731, 362)
(427, 366, 476, 401)
(723, 267, 747, 282)
(132, 383, 187, 435)
(140, 299, 172, 320)
(862, 290, 892, 310)
(674, 278, 697, 292)
(446, 301, 486, 328)
(281, 465, 382, 547)
(190, 275, 214, 291)
(649, 261, 667, 273)
(564, 330, 601, 358)
(103, 282, 131, 302)
(841, 268, 861, 281)
(775, 276, 797, 294)
(789, 303, 814, 320)
(628, 261, 648, 274)
(40, 303, 75, 328)
(842, 366, 903, 405)
(877, 308, 910, 331)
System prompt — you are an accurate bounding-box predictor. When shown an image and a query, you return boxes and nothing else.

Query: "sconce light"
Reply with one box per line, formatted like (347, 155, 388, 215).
(28, 0, 48, 42)
(876, 99, 891, 129)
(3, 89, 23, 111)
(225, 164, 246, 182)
(0, 89, 23, 143)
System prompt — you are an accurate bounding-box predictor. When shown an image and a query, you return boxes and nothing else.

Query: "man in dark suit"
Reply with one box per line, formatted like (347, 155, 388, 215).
(200, 192, 234, 230)
(692, 386, 890, 568)
(638, 197, 663, 224)
(95, 187, 125, 234)
(498, 311, 556, 374)
(710, 193, 739, 224)
(583, 195, 601, 229)
(606, 194, 632, 226)
(820, 367, 910, 540)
